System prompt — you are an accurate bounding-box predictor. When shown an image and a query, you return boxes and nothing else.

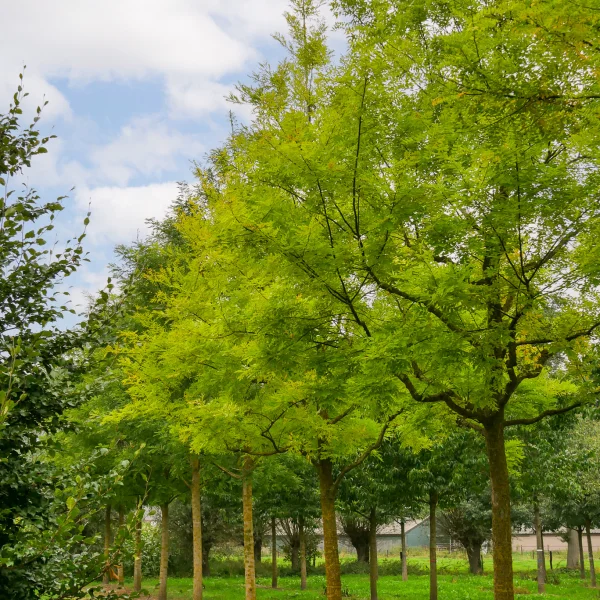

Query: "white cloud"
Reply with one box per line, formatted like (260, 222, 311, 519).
(89, 116, 204, 186)
(1, 2, 249, 83)
(75, 181, 179, 245)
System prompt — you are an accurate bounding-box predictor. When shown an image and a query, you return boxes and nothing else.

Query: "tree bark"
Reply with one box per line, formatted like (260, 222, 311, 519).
(578, 526, 586, 580)
(291, 540, 300, 571)
(117, 505, 125, 586)
(533, 500, 546, 594)
(429, 491, 438, 600)
(299, 516, 308, 591)
(369, 507, 378, 600)
(467, 543, 483, 575)
(401, 519, 408, 582)
(102, 504, 111, 585)
(192, 457, 203, 600)
(158, 503, 169, 600)
(566, 528, 579, 570)
(254, 534, 263, 564)
(133, 509, 143, 592)
(317, 459, 343, 600)
(586, 519, 597, 588)
(242, 457, 257, 600)
(271, 516, 278, 589)
(484, 417, 514, 600)
(202, 545, 211, 578)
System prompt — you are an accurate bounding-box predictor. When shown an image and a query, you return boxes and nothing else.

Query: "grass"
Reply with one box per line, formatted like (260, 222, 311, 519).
(118, 554, 600, 599)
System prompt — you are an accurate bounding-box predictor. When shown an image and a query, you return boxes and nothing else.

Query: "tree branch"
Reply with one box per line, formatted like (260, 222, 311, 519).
(503, 402, 582, 427)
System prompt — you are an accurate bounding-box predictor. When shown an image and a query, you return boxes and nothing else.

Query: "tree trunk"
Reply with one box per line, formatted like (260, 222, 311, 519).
(133, 510, 143, 592)
(369, 507, 378, 600)
(355, 540, 370, 563)
(533, 500, 546, 594)
(103, 504, 111, 585)
(158, 503, 169, 600)
(299, 516, 308, 591)
(566, 528, 579, 570)
(429, 491, 438, 600)
(484, 417, 514, 600)
(401, 519, 408, 582)
(291, 541, 300, 571)
(317, 459, 343, 600)
(242, 457, 257, 600)
(202, 545, 212, 578)
(467, 543, 483, 575)
(192, 457, 203, 600)
(586, 519, 597, 588)
(578, 527, 586, 580)
(117, 505, 125, 586)
(254, 535, 262, 564)
(271, 516, 278, 589)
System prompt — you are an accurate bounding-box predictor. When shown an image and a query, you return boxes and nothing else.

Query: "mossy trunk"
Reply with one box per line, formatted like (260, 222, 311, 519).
(133, 510, 143, 592)
(192, 458, 203, 600)
(158, 503, 169, 600)
(369, 507, 378, 600)
(586, 519, 597, 588)
(484, 417, 514, 600)
(271, 516, 278, 589)
(300, 516, 308, 591)
(102, 504, 111, 585)
(533, 501, 546, 594)
(317, 459, 342, 600)
(401, 519, 408, 581)
(243, 457, 257, 600)
(429, 491, 438, 600)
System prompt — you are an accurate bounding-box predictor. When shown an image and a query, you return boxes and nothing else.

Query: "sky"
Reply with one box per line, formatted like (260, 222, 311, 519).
(1, 0, 341, 318)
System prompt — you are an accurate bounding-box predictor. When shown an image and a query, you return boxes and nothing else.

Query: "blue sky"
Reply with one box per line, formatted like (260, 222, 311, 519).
(1, 0, 340, 317)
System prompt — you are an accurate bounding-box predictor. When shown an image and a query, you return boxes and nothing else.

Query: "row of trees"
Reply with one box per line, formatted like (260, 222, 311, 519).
(87, 3, 600, 600)
(1, 1, 600, 600)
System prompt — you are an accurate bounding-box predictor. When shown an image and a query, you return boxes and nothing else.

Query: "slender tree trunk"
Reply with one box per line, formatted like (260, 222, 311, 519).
(103, 504, 111, 585)
(578, 527, 586, 580)
(158, 503, 170, 600)
(467, 543, 483, 575)
(271, 516, 278, 588)
(117, 505, 125, 586)
(299, 516, 308, 591)
(192, 458, 203, 600)
(484, 417, 514, 600)
(317, 459, 342, 600)
(401, 519, 408, 582)
(369, 507, 378, 600)
(242, 457, 257, 600)
(586, 519, 597, 588)
(533, 500, 546, 594)
(133, 509, 143, 592)
(566, 528, 579, 570)
(429, 491, 438, 600)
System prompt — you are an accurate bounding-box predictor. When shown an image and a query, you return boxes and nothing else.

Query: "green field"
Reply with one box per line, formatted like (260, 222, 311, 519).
(118, 555, 600, 599)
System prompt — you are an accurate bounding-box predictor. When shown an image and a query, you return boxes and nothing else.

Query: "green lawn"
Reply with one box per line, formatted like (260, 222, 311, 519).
(122, 556, 600, 600)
